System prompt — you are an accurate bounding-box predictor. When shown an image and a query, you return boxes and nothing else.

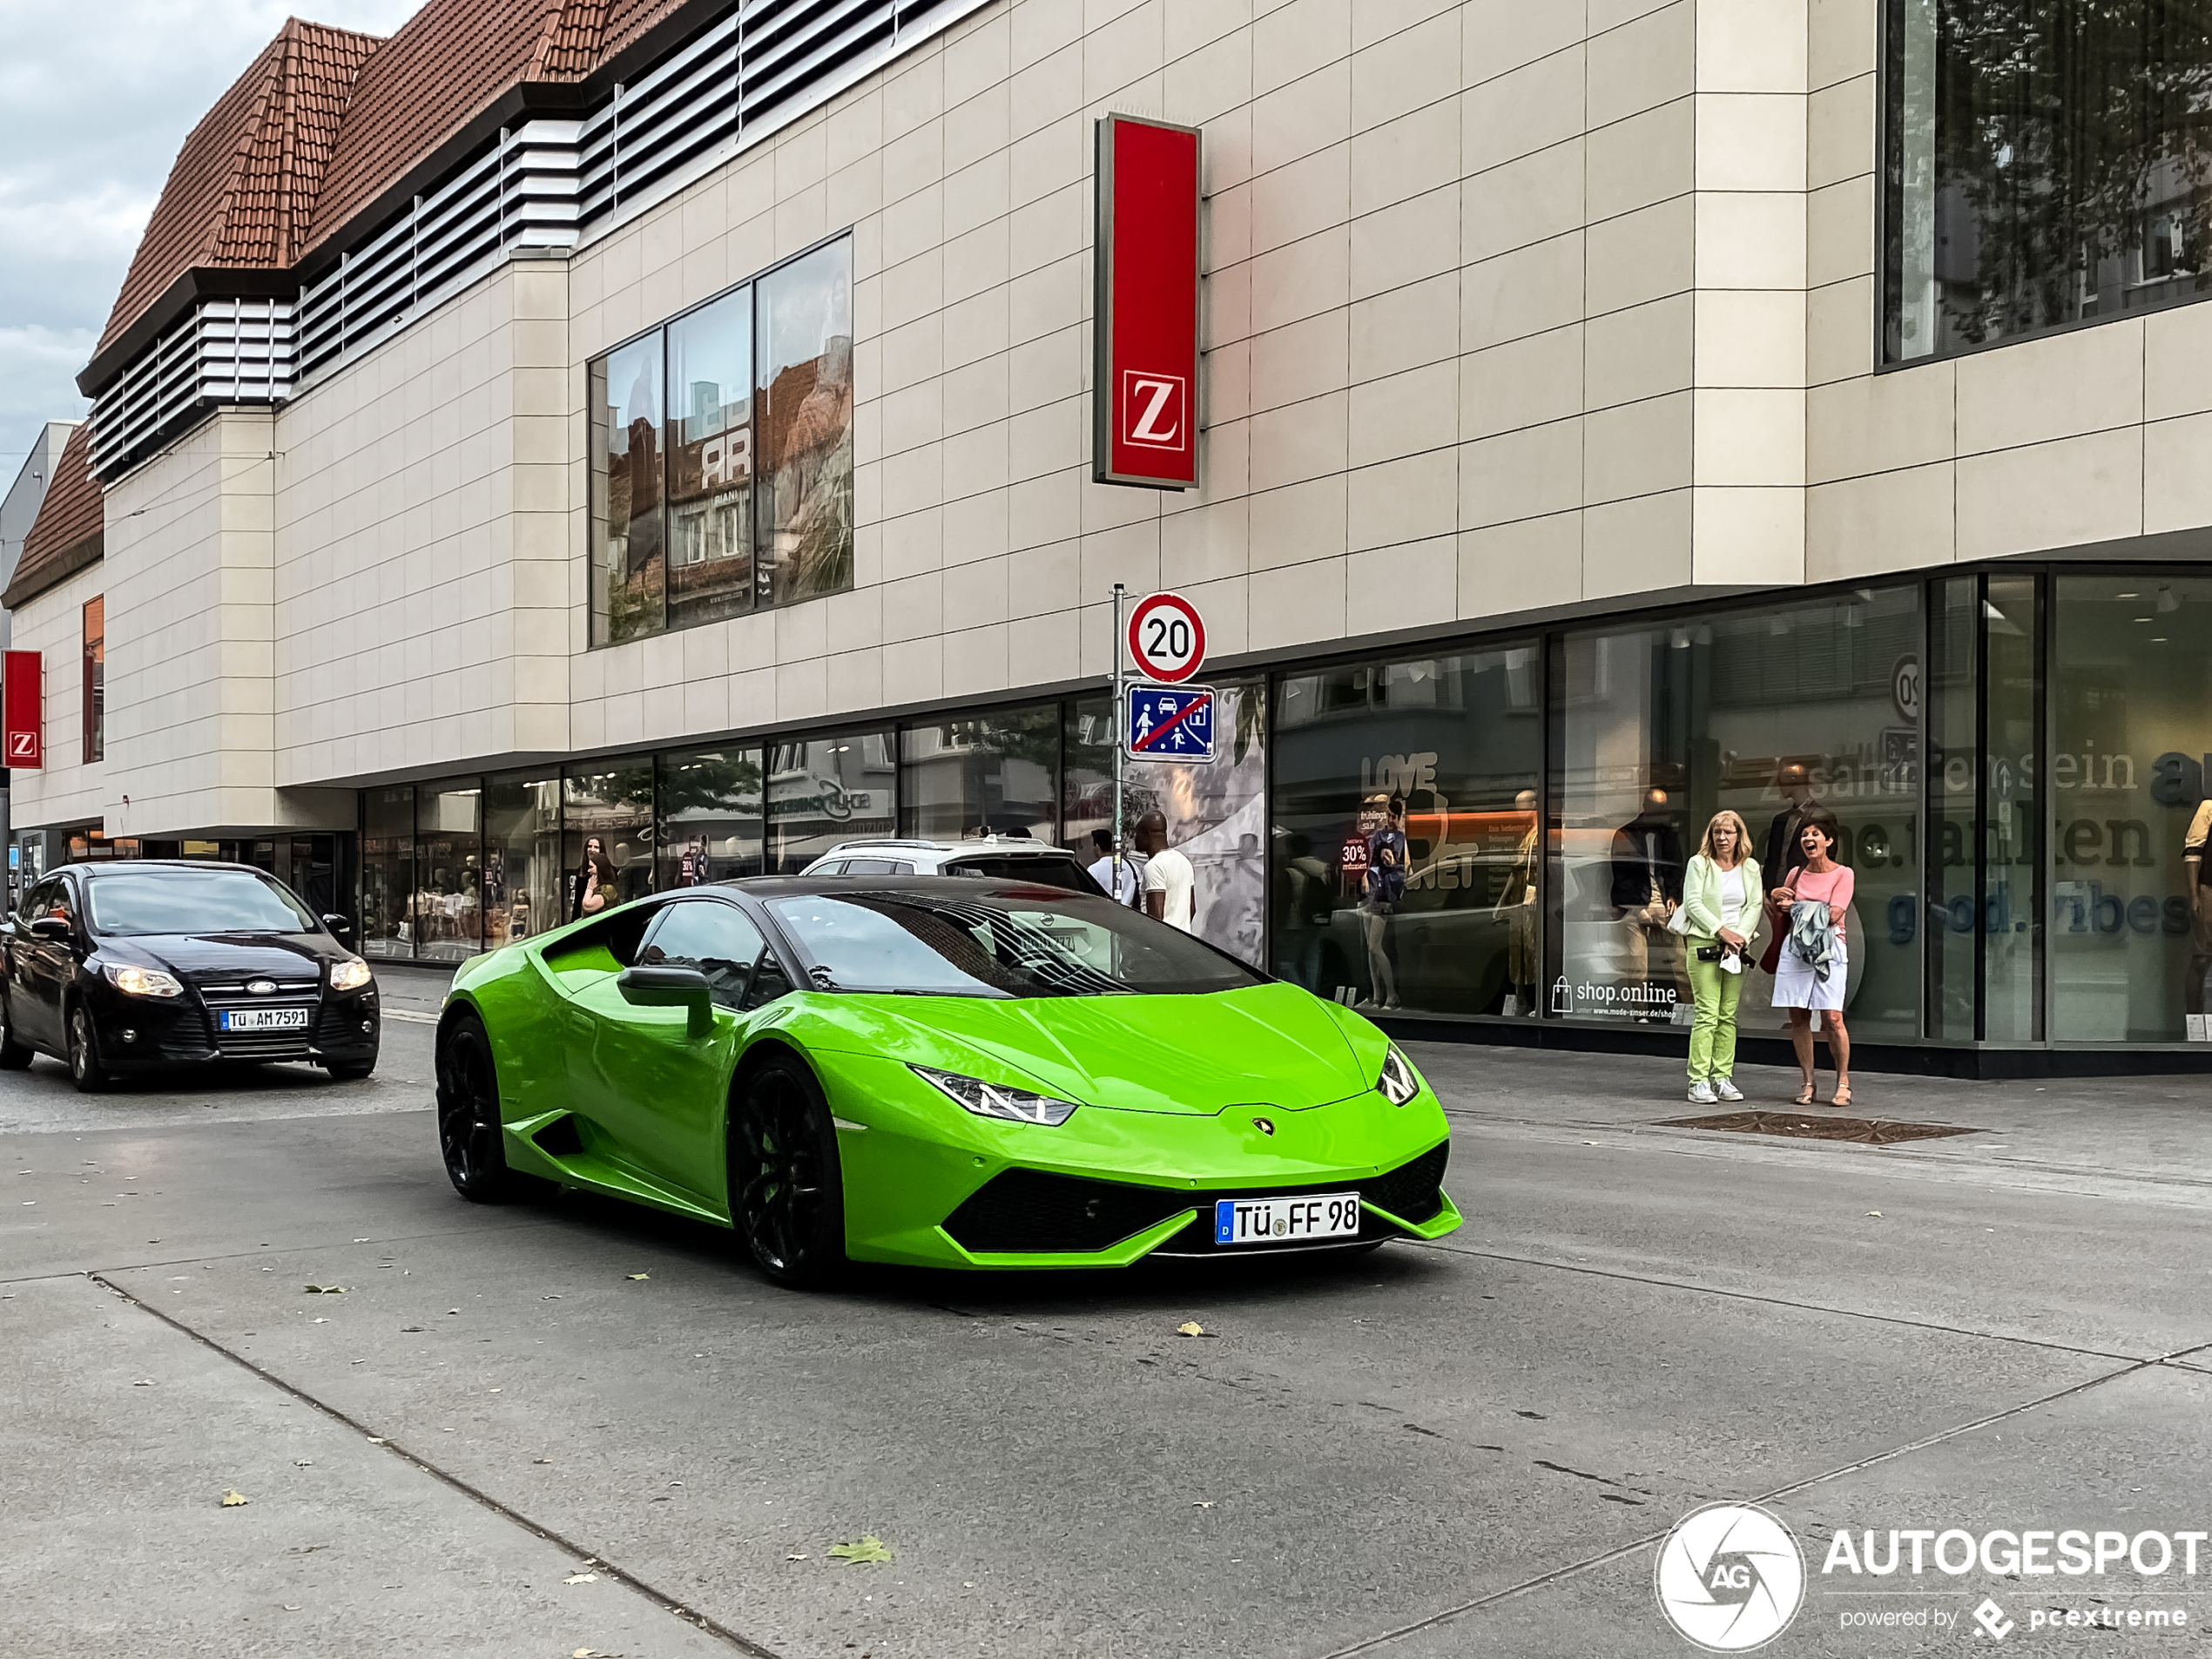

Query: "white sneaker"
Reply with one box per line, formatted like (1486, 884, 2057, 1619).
(1687, 1081, 1717, 1105)
(1714, 1077, 1743, 1103)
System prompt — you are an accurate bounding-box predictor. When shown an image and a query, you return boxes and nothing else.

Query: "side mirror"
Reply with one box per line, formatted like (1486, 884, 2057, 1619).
(616, 964, 715, 1038)
(28, 917, 71, 943)
(322, 914, 354, 937)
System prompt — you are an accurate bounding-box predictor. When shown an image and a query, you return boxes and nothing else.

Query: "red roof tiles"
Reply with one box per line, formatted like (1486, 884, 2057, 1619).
(4, 423, 104, 610)
(95, 19, 380, 359)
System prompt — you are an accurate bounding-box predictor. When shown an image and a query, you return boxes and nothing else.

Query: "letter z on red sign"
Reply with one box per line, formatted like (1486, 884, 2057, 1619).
(3, 651, 41, 768)
(1095, 113, 1201, 489)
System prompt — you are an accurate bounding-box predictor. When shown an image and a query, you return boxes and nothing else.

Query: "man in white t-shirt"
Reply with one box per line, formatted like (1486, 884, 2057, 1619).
(1085, 829, 1143, 906)
(1135, 811, 1197, 932)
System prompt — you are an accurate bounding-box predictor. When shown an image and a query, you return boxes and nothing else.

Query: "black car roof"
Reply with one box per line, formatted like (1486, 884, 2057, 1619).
(58, 860, 281, 877)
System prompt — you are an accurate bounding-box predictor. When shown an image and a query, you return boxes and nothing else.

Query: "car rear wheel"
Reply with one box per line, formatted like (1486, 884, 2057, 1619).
(435, 1013, 529, 1202)
(67, 1004, 108, 1094)
(729, 1053, 846, 1290)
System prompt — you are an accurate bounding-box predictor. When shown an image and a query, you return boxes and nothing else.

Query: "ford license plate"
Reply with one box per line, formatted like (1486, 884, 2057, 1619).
(1213, 1191, 1362, 1245)
(219, 1008, 310, 1032)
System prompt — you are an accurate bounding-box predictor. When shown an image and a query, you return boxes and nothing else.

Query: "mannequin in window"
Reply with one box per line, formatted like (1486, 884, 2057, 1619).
(1494, 788, 1541, 1016)
(2188, 797, 2212, 1022)
(1610, 786, 1685, 1019)
(1761, 761, 1815, 885)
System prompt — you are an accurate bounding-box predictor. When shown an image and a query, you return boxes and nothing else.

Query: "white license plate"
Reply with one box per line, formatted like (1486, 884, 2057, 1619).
(1213, 1191, 1362, 1246)
(219, 1008, 311, 1032)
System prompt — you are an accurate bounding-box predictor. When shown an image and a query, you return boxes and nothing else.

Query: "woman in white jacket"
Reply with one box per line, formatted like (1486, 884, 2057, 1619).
(1680, 811, 1763, 1104)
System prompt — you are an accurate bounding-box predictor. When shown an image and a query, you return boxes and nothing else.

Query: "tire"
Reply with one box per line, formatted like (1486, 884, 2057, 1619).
(0, 1001, 33, 1070)
(728, 1052, 846, 1290)
(434, 1013, 529, 1202)
(325, 1057, 376, 1082)
(66, 1003, 109, 1094)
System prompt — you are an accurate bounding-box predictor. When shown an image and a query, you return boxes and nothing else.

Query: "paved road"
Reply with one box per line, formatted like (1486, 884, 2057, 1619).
(5, 992, 2209, 1657)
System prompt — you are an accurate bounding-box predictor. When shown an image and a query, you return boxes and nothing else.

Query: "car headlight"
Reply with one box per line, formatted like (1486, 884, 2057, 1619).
(910, 1064, 1080, 1127)
(329, 960, 374, 993)
(1376, 1045, 1422, 1106)
(105, 963, 184, 999)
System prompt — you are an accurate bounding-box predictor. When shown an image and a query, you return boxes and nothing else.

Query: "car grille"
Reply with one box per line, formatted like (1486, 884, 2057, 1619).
(941, 1140, 1453, 1258)
(198, 978, 323, 1057)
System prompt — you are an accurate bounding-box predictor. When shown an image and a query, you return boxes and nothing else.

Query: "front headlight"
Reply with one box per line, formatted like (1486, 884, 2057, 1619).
(105, 963, 184, 999)
(329, 959, 374, 993)
(1376, 1045, 1422, 1106)
(910, 1064, 1080, 1127)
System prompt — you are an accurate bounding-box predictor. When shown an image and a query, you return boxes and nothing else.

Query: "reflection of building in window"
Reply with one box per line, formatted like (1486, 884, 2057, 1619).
(82, 595, 104, 765)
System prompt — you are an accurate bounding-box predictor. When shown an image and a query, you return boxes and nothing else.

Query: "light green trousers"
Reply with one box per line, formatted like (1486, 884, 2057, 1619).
(1686, 934, 1742, 1082)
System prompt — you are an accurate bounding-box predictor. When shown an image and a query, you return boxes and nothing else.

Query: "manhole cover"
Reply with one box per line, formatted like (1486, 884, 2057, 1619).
(1658, 1110, 1980, 1146)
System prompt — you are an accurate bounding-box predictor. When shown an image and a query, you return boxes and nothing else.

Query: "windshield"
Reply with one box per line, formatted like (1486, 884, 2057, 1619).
(943, 855, 1100, 894)
(86, 871, 320, 938)
(765, 888, 1265, 998)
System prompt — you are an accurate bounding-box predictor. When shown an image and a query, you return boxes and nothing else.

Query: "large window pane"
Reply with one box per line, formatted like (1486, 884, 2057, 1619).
(484, 772, 562, 946)
(360, 786, 415, 960)
(659, 747, 765, 887)
(1062, 682, 1268, 966)
(1886, 0, 2212, 361)
(766, 733, 894, 872)
(900, 705, 1060, 842)
(590, 334, 666, 644)
(1553, 590, 1922, 1042)
(1984, 576, 2043, 1041)
(756, 238, 853, 606)
(1271, 651, 1541, 1014)
(1926, 576, 1980, 1039)
(2051, 574, 2212, 1042)
(666, 287, 755, 631)
(564, 764, 656, 918)
(415, 779, 484, 961)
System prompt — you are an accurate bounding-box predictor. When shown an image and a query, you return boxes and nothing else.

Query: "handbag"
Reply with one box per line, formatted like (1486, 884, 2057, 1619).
(1757, 867, 1800, 974)
(1665, 900, 1691, 937)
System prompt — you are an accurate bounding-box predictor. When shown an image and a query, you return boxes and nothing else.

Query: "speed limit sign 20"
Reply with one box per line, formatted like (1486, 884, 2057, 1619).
(1126, 590, 1207, 684)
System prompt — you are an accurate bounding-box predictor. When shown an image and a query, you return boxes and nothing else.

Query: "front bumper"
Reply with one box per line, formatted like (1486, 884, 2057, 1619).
(91, 983, 381, 1070)
(813, 1049, 1463, 1270)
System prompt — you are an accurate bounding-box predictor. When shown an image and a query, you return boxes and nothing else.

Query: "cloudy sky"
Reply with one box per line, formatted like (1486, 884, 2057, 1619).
(0, 0, 424, 482)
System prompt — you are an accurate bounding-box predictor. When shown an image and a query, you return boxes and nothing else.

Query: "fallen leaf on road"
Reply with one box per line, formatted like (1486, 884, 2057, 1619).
(563, 1573, 597, 1585)
(626, 1273, 650, 1281)
(1866, 1211, 1882, 1217)
(367, 1438, 386, 1445)
(220, 1490, 248, 1507)
(828, 1535, 894, 1564)
(1193, 1501, 1214, 1508)
(786, 1553, 810, 1561)
(313, 1317, 327, 1324)
(446, 1308, 461, 1314)
(1177, 1320, 1204, 1337)
(283, 1604, 300, 1611)
(132, 1379, 153, 1386)
(401, 1325, 424, 1332)
(294, 1460, 312, 1467)
(573, 1649, 597, 1656)
(303, 1285, 347, 1294)
(533, 1458, 552, 1465)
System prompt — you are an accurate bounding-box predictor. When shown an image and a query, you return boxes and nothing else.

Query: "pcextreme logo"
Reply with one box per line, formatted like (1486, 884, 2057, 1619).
(1655, 1502, 1807, 1651)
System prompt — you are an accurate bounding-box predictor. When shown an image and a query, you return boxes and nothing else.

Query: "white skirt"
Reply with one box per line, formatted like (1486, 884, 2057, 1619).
(1773, 938, 1847, 1012)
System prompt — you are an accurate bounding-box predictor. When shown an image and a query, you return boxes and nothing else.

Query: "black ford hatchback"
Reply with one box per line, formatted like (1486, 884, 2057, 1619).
(0, 861, 379, 1091)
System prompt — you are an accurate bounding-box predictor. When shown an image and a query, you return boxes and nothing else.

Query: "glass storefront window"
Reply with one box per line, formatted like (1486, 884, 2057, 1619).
(666, 286, 755, 631)
(1271, 651, 1541, 1015)
(1885, 0, 2212, 361)
(1064, 683, 1268, 967)
(756, 237, 853, 606)
(900, 705, 1060, 843)
(1926, 576, 1979, 1039)
(415, 779, 484, 961)
(484, 772, 562, 947)
(360, 786, 414, 959)
(765, 733, 894, 873)
(564, 765, 657, 920)
(658, 747, 765, 887)
(1553, 590, 1923, 1041)
(2051, 574, 2212, 1042)
(590, 333, 667, 646)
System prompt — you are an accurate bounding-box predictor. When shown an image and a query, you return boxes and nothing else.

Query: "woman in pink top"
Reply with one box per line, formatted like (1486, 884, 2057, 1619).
(1770, 810, 1856, 1108)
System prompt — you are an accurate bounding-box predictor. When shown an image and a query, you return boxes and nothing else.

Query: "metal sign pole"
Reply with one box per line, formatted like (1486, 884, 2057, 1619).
(1111, 582, 1127, 900)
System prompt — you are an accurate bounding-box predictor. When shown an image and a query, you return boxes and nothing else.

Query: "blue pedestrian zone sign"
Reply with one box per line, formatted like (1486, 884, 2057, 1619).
(1125, 682, 1216, 762)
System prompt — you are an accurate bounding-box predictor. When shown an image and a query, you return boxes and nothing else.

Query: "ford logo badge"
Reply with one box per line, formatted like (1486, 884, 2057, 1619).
(246, 979, 278, 995)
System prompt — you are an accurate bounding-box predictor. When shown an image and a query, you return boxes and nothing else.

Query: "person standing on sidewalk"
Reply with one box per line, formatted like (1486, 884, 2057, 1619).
(1135, 812, 1197, 933)
(1681, 811, 1762, 1104)
(1771, 808, 1856, 1108)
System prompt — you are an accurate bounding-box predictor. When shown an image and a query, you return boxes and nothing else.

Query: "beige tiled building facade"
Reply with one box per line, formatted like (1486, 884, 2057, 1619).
(10, 0, 2212, 1066)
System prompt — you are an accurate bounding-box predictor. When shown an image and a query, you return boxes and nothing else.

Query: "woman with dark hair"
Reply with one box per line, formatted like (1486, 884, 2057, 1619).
(572, 836, 615, 920)
(1770, 807, 1855, 1107)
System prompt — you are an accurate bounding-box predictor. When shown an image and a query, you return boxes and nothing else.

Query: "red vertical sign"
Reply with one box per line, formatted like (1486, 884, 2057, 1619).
(1096, 114, 1201, 489)
(3, 651, 40, 769)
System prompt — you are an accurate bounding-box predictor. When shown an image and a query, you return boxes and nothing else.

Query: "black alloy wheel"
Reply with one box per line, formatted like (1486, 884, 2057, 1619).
(0, 1001, 32, 1070)
(434, 1014, 529, 1202)
(66, 1004, 108, 1095)
(730, 1053, 846, 1290)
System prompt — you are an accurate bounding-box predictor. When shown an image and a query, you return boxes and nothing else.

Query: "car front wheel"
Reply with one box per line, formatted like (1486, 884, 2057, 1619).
(67, 1004, 108, 1094)
(434, 1013, 529, 1202)
(729, 1053, 846, 1290)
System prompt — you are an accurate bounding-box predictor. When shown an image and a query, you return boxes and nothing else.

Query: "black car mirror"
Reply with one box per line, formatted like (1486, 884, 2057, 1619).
(322, 914, 354, 937)
(28, 917, 71, 943)
(616, 965, 715, 1038)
